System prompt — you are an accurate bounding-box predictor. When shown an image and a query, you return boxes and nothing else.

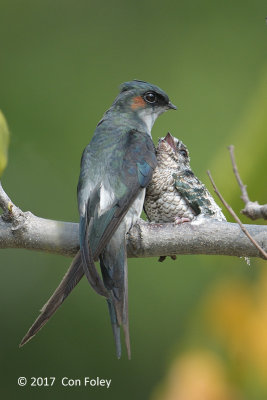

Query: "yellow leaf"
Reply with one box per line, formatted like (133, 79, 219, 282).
(0, 110, 10, 176)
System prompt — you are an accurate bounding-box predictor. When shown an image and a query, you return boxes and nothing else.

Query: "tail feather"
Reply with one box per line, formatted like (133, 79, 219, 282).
(20, 252, 84, 347)
(107, 299, 121, 359)
(20, 221, 131, 359)
(100, 238, 131, 359)
(122, 263, 131, 360)
(80, 213, 108, 297)
(123, 322, 131, 360)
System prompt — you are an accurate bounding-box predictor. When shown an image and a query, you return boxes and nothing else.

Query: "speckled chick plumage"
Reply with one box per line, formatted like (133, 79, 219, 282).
(144, 133, 226, 224)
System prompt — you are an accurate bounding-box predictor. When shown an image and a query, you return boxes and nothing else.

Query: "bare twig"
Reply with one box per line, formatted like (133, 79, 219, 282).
(228, 145, 250, 203)
(228, 145, 267, 220)
(0, 181, 14, 215)
(207, 170, 267, 260)
(0, 181, 25, 224)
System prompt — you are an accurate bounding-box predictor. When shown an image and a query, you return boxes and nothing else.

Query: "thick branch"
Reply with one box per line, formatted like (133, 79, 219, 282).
(1, 210, 267, 259)
(1, 182, 267, 259)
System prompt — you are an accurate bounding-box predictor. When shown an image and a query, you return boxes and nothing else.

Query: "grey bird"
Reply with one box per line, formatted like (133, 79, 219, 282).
(20, 81, 176, 358)
(144, 133, 226, 260)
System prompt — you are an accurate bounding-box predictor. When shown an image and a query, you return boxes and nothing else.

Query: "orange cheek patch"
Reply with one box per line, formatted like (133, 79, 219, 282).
(131, 96, 146, 110)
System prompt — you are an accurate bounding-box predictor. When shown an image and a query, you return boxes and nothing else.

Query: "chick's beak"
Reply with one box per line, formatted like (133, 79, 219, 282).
(168, 101, 177, 110)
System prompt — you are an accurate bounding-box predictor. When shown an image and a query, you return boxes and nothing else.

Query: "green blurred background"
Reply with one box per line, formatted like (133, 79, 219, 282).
(1, 0, 267, 398)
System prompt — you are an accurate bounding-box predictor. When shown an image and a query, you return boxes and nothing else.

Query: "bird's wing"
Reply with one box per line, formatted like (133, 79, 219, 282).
(79, 129, 157, 293)
(173, 170, 225, 218)
(20, 129, 156, 348)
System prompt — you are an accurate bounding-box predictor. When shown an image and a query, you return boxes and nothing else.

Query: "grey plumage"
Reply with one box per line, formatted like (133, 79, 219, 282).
(20, 81, 176, 358)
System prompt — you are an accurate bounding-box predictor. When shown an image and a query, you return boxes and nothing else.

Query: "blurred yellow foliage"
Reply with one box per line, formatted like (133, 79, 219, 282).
(153, 265, 267, 400)
(0, 111, 9, 176)
(206, 267, 267, 381)
(153, 351, 239, 400)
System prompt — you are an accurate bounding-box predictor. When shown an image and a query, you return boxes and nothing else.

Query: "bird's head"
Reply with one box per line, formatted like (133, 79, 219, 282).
(157, 132, 190, 170)
(113, 80, 176, 133)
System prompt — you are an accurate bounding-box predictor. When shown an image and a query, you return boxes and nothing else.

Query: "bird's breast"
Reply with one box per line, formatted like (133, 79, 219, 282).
(144, 166, 196, 223)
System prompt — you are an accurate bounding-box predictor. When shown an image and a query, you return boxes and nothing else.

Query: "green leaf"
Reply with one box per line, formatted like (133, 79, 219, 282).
(0, 110, 10, 176)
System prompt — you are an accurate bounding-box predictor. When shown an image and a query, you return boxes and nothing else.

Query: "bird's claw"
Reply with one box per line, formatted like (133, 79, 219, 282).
(173, 216, 191, 225)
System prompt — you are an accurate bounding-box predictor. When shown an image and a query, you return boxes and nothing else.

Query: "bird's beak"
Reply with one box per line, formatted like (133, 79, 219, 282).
(168, 101, 177, 110)
(164, 132, 176, 151)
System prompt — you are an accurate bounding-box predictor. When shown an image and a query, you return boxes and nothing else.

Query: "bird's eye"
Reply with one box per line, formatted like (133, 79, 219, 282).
(179, 149, 188, 157)
(144, 92, 157, 104)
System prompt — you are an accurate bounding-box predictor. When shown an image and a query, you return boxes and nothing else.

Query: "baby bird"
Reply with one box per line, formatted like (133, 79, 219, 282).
(144, 133, 225, 260)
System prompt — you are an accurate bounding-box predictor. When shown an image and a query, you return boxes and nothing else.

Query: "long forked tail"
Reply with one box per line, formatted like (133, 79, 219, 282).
(20, 252, 84, 347)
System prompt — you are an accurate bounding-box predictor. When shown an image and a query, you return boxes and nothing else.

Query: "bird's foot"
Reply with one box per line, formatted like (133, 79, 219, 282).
(158, 255, 177, 262)
(173, 216, 191, 225)
(158, 256, 166, 262)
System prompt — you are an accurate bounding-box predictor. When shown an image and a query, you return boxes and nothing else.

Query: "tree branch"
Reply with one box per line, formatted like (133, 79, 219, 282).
(0, 182, 267, 259)
(207, 170, 267, 260)
(228, 145, 267, 220)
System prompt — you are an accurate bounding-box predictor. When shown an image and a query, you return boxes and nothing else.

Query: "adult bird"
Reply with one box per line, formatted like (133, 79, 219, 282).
(20, 80, 176, 358)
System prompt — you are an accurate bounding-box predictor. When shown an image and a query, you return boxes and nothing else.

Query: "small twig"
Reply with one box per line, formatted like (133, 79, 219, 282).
(228, 145, 250, 203)
(207, 170, 267, 260)
(0, 181, 12, 214)
(0, 181, 24, 223)
(0, 181, 19, 219)
(228, 145, 267, 220)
